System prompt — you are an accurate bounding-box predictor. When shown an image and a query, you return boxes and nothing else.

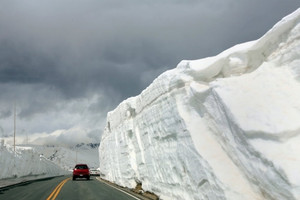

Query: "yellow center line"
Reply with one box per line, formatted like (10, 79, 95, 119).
(46, 177, 70, 200)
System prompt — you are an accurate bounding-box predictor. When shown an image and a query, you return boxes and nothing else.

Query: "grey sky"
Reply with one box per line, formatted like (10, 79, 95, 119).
(0, 0, 299, 145)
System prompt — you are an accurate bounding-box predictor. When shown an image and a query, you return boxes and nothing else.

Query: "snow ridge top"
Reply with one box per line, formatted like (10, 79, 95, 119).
(178, 7, 300, 81)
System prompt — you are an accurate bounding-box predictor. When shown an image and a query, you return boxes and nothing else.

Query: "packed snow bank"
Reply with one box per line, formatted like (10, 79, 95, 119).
(99, 8, 300, 200)
(0, 142, 66, 180)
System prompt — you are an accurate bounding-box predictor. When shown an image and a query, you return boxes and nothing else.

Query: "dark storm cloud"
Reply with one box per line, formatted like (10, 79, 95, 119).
(0, 0, 299, 136)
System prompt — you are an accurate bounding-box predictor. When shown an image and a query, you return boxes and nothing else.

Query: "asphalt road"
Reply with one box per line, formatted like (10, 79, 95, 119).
(0, 176, 139, 200)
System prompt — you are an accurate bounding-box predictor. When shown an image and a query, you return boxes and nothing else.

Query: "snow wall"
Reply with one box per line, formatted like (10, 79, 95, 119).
(99, 8, 300, 200)
(0, 144, 66, 180)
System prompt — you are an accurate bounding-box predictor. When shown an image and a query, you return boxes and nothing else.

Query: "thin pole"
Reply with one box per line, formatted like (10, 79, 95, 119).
(14, 104, 15, 152)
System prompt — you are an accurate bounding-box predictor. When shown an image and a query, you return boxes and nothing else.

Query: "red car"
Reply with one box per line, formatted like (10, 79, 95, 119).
(73, 164, 90, 180)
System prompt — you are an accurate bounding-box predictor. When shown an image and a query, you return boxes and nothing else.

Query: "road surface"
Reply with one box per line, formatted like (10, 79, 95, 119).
(0, 176, 139, 200)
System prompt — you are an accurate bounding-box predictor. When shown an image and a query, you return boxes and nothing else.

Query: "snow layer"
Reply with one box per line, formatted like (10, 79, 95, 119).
(99, 8, 300, 200)
(0, 142, 66, 180)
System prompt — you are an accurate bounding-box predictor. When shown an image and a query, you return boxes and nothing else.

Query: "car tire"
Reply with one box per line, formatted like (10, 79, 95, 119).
(73, 176, 76, 181)
(87, 176, 90, 180)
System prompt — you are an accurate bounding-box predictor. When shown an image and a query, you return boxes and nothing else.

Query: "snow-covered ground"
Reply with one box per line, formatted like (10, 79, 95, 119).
(99, 8, 300, 200)
(32, 143, 100, 170)
(0, 142, 66, 180)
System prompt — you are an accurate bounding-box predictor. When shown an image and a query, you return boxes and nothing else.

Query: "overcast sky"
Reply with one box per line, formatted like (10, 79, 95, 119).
(0, 0, 299, 146)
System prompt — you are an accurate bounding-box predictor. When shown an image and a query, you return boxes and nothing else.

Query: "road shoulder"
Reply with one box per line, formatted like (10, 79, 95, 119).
(96, 177, 159, 200)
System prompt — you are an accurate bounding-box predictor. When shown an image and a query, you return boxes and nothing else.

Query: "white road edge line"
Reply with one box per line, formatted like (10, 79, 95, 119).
(96, 177, 141, 200)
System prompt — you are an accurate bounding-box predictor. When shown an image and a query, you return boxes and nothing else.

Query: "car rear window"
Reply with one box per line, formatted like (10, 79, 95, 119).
(75, 165, 88, 169)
